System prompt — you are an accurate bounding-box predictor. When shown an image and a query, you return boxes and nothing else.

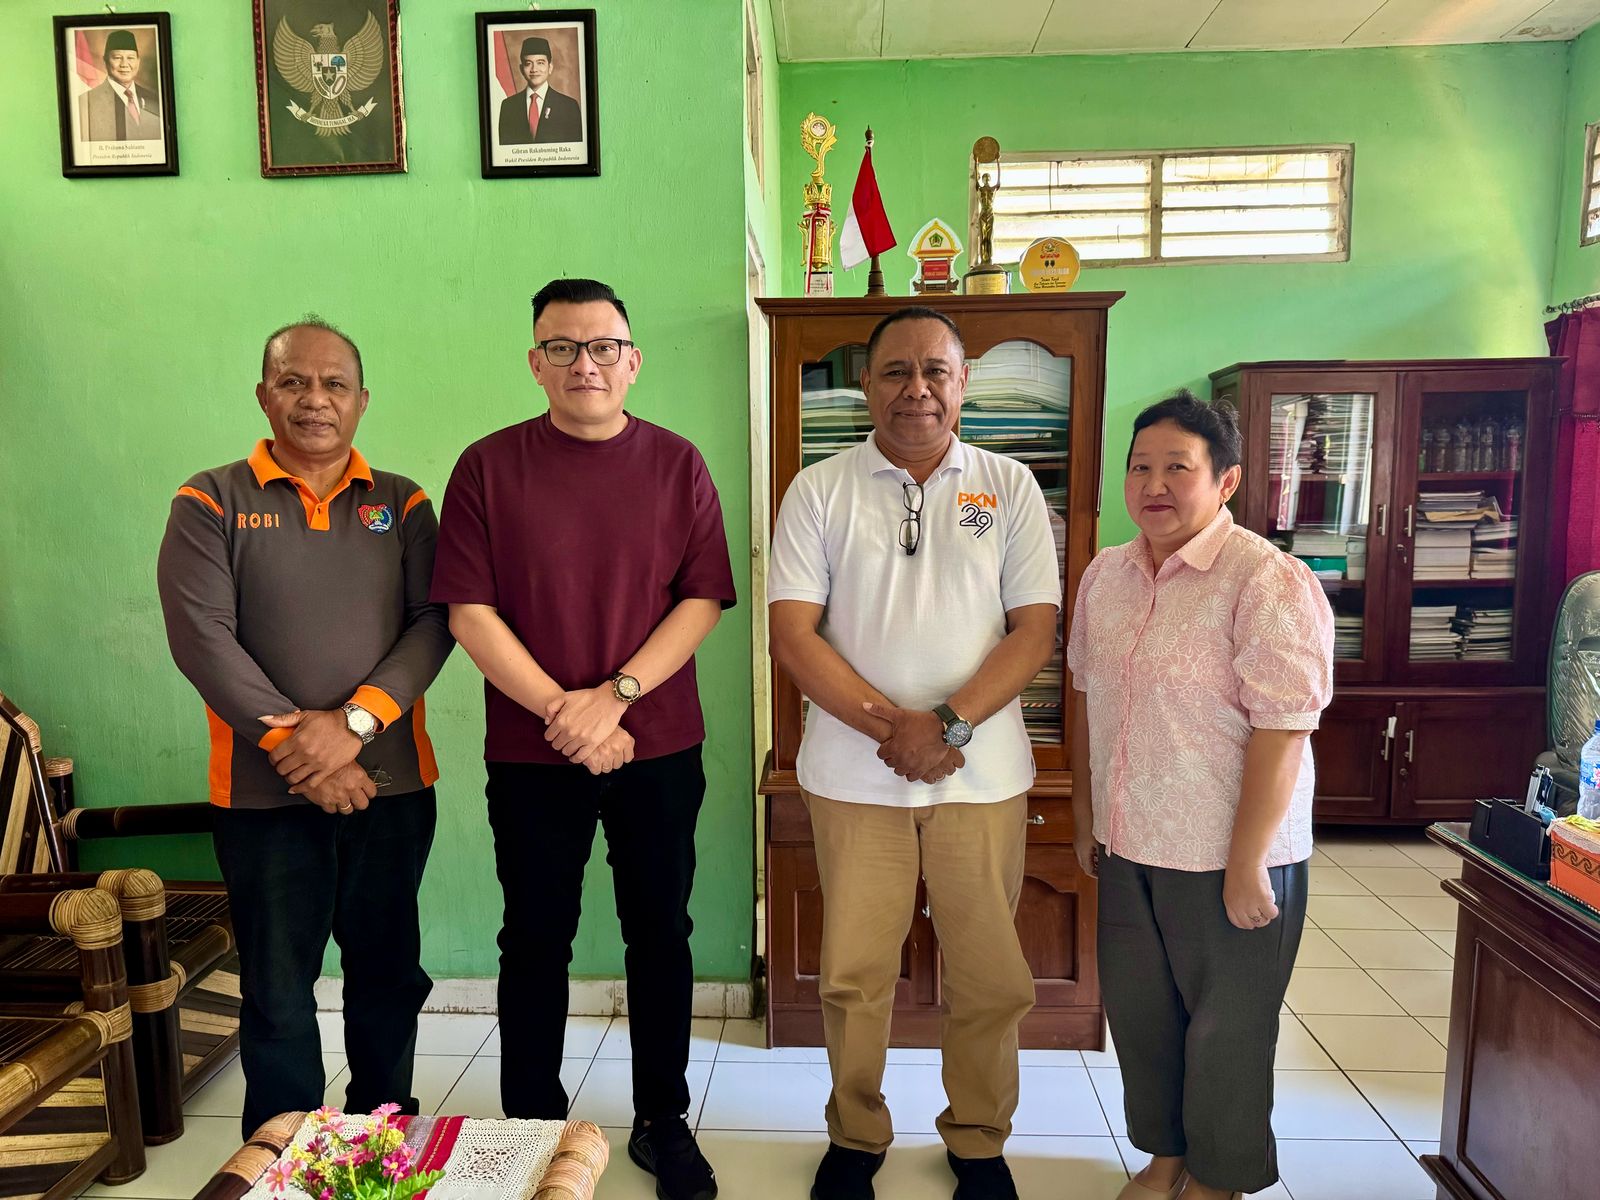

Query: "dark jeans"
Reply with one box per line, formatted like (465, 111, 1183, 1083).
(213, 787, 436, 1139)
(1096, 850, 1308, 1195)
(486, 745, 704, 1122)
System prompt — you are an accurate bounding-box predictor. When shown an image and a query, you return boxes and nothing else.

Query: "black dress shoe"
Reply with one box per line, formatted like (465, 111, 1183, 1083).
(811, 1142, 887, 1200)
(628, 1116, 718, 1200)
(947, 1150, 1019, 1200)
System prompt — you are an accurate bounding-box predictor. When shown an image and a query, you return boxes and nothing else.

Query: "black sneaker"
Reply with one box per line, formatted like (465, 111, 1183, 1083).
(947, 1150, 1018, 1200)
(628, 1116, 718, 1200)
(811, 1143, 886, 1200)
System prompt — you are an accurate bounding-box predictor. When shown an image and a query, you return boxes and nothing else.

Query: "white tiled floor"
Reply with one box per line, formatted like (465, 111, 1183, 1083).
(95, 829, 1456, 1199)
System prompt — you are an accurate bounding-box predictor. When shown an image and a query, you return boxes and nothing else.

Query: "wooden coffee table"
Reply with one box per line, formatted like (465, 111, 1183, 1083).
(190, 1110, 609, 1200)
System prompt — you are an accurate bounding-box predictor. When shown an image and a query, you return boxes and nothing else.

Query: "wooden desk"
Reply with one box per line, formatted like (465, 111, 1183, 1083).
(1420, 825, 1600, 1200)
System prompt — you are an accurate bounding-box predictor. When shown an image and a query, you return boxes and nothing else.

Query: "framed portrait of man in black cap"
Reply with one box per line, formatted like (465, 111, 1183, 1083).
(252, 0, 407, 177)
(475, 9, 599, 179)
(52, 12, 178, 177)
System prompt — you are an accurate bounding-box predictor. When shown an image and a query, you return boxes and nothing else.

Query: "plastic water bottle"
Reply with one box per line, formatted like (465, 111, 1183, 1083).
(1580, 720, 1600, 820)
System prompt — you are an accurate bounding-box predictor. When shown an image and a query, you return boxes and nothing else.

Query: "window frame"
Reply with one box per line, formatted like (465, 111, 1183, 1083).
(1582, 122, 1600, 248)
(744, 0, 765, 189)
(973, 143, 1354, 269)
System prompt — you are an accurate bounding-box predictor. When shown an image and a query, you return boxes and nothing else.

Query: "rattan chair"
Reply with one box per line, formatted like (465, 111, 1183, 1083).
(0, 693, 240, 1144)
(0, 885, 145, 1194)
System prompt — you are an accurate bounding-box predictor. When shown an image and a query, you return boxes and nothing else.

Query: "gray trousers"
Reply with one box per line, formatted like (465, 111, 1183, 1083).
(1097, 851, 1309, 1194)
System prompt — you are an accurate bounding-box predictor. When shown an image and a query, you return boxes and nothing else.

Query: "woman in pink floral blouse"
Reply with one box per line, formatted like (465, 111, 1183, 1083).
(1067, 393, 1334, 1200)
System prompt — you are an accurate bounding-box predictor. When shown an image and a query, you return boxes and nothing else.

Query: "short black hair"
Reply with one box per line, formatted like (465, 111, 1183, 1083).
(1127, 389, 1241, 475)
(531, 278, 630, 330)
(261, 316, 364, 388)
(864, 306, 965, 369)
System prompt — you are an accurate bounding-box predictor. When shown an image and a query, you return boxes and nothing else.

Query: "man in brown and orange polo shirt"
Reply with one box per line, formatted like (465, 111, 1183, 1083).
(156, 318, 453, 1138)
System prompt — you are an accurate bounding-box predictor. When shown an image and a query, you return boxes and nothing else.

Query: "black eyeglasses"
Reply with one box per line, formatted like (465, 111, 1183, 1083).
(899, 482, 923, 556)
(535, 338, 635, 366)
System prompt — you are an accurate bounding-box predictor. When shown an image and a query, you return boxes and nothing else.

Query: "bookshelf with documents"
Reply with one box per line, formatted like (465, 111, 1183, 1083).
(758, 293, 1120, 1049)
(1215, 359, 1560, 825)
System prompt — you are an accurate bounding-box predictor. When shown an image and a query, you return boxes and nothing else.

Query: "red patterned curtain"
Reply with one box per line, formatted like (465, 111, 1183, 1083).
(1547, 307, 1600, 588)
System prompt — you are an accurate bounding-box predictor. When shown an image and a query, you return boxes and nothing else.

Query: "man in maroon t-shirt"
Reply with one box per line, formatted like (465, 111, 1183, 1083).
(430, 278, 735, 1200)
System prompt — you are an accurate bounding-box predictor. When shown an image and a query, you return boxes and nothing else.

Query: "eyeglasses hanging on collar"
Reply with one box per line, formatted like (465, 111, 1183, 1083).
(899, 481, 923, 556)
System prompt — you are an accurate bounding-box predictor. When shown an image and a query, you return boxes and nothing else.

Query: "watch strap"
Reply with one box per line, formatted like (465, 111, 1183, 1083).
(933, 703, 962, 730)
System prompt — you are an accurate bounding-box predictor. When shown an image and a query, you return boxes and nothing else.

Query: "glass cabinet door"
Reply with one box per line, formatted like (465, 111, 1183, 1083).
(1400, 377, 1534, 676)
(801, 343, 872, 467)
(962, 340, 1071, 746)
(1264, 390, 1379, 672)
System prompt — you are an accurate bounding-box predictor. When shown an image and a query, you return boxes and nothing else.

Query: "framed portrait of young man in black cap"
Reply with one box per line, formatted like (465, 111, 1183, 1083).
(52, 12, 178, 177)
(252, 0, 407, 177)
(476, 9, 599, 178)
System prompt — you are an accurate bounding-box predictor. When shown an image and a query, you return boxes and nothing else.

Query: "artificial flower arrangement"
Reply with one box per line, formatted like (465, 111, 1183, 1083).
(264, 1104, 444, 1200)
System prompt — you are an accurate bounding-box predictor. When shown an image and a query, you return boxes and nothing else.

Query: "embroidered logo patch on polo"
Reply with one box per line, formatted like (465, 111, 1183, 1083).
(358, 503, 393, 534)
(957, 492, 998, 538)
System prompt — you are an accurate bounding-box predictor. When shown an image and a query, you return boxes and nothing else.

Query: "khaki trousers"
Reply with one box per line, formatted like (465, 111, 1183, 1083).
(803, 791, 1035, 1158)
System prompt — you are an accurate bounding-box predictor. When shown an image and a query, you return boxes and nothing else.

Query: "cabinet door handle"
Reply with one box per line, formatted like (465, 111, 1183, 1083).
(1405, 730, 1415, 763)
(1376, 503, 1387, 538)
(1028, 814, 1045, 825)
(1381, 714, 1396, 760)
(1404, 504, 1415, 538)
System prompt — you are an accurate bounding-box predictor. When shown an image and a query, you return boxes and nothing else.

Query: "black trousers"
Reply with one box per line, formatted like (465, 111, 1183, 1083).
(212, 787, 436, 1139)
(486, 745, 705, 1122)
(1096, 851, 1309, 1195)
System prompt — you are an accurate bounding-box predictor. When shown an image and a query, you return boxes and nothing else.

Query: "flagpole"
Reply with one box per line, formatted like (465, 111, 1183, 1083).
(864, 127, 886, 297)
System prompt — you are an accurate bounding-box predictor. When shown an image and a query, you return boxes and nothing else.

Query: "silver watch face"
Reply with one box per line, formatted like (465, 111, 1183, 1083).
(944, 720, 973, 748)
(344, 705, 377, 738)
(614, 674, 642, 702)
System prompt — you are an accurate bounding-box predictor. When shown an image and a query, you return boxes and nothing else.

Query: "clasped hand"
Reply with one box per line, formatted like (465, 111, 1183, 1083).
(545, 687, 635, 776)
(260, 709, 368, 813)
(862, 702, 965, 784)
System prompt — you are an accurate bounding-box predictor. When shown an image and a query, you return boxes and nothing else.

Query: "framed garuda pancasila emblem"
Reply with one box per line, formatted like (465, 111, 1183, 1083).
(252, 0, 406, 177)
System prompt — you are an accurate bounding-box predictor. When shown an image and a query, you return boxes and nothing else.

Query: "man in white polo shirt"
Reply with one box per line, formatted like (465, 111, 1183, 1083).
(768, 307, 1060, 1200)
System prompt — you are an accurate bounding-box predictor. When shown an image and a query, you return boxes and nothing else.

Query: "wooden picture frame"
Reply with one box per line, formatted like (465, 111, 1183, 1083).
(52, 12, 179, 178)
(252, 0, 406, 177)
(476, 9, 600, 179)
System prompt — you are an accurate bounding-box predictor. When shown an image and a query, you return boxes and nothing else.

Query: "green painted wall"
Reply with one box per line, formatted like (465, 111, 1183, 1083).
(0, 0, 755, 981)
(1553, 26, 1600, 305)
(781, 45, 1567, 545)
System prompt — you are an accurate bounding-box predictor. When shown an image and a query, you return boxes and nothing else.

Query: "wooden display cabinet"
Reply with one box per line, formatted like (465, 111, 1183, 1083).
(757, 294, 1120, 1048)
(1214, 359, 1561, 824)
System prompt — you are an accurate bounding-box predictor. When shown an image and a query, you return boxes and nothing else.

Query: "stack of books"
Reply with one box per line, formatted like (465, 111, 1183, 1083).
(800, 388, 872, 467)
(1454, 607, 1513, 660)
(1413, 526, 1473, 581)
(1345, 536, 1368, 582)
(1023, 656, 1063, 745)
(1471, 517, 1518, 579)
(961, 343, 1070, 462)
(1410, 604, 1464, 661)
(1417, 491, 1504, 526)
(1334, 613, 1364, 659)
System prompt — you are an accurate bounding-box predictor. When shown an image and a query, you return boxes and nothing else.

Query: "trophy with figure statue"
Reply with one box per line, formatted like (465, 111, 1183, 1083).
(964, 136, 1009, 294)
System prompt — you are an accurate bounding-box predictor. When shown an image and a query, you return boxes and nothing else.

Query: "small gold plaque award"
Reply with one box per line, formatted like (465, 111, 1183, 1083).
(1017, 236, 1082, 292)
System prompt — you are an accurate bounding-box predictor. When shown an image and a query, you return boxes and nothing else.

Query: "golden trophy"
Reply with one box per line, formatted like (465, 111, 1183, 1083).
(800, 113, 837, 297)
(964, 136, 1009, 294)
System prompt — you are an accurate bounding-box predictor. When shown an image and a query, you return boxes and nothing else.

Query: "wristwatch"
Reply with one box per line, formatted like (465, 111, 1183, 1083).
(934, 703, 973, 748)
(342, 703, 379, 745)
(610, 671, 642, 705)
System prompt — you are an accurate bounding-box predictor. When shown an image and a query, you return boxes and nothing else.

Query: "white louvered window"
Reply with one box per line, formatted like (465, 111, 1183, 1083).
(984, 145, 1353, 267)
(1583, 124, 1600, 246)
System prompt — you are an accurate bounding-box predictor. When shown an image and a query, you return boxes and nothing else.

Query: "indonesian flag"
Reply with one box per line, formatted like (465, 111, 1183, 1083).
(839, 145, 896, 269)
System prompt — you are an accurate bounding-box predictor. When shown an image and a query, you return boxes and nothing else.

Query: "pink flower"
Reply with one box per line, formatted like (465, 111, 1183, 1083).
(373, 1102, 402, 1117)
(381, 1150, 412, 1182)
(311, 1105, 341, 1124)
(319, 1191, 332, 1200)
(264, 1160, 295, 1195)
(347, 1130, 371, 1146)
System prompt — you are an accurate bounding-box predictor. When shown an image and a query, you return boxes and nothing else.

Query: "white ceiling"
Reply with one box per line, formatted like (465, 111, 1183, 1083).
(771, 0, 1600, 60)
